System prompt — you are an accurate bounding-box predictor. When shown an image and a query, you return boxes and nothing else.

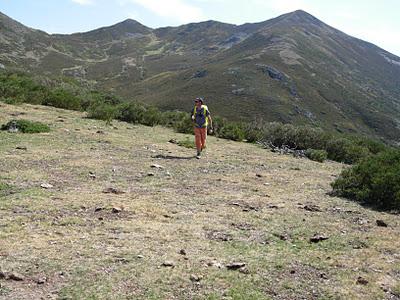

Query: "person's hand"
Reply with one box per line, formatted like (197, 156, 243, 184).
(209, 127, 214, 134)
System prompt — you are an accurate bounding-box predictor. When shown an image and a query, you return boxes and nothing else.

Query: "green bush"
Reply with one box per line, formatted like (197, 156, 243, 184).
(1, 119, 50, 133)
(169, 112, 193, 134)
(216, 122, 246, 141)
(117, 102, 146, 124)
(43, 88, 82, 110)
(305, 149, 328, 162)
(87, 102, 118, 124)
(243, 121, 264, 143)
(332, 149, 400, 210)
(261, 123, 329, 150)
(326, 138, 371, 164)
(141, 106, 162, 126)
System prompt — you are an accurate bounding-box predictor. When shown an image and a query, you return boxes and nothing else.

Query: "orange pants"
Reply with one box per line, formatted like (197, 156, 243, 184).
(194, 127, 207, 151)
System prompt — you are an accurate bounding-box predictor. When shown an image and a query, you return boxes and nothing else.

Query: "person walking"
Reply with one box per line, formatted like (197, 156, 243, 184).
(191, 97, 212, 159)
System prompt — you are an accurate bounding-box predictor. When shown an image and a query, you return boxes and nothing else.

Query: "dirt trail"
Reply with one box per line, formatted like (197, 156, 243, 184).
(0, 103, 399, 299)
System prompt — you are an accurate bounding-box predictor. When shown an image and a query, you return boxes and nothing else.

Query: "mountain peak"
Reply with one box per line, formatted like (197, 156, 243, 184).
(101, 18, 151, 34)
(277, 9, 325, 26)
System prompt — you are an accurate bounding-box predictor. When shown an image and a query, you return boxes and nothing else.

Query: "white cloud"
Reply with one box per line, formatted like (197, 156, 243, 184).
(71, 0, 94, 5)
(129, 0, 205, 23)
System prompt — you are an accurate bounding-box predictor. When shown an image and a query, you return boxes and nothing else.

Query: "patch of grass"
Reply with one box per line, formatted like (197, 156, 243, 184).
(0, 182, 13, 197)
(177, 137, 195, 149)
(0, 284, 11, 297)
(1, 119, 50, 133)
(227, 284, 271, 300)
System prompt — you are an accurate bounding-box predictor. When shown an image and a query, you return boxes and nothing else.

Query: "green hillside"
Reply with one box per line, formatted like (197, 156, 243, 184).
(1, 10, 400, 142)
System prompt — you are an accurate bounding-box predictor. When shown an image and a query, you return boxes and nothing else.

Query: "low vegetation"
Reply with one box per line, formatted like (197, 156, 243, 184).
(1, 119, 50, 133)
(332, 149, 400, 210)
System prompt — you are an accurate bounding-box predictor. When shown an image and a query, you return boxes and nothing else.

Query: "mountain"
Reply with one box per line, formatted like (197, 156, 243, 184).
(1, 10, 400, 141)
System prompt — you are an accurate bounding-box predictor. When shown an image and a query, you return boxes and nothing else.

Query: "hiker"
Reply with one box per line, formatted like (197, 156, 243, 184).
(191, 97, 212, 159)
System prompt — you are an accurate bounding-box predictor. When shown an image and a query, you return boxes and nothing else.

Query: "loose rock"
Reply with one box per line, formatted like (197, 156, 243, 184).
(226, 262, 246, 270)
(303, 204, 322, 212)
(40, 183, 53, 189)
(35, 277, 47, 284)
(376, 220, 388, 227)
(190, 274, 203, 282)
(162, 261, 175, 267)
(102, 187, 125, 194)
(151, 164, 164, 169)
(356, 276, 368, 285)
(112, 207, 122, 213)
(8, 272, 24, 281)
(310, 234, 329, 243)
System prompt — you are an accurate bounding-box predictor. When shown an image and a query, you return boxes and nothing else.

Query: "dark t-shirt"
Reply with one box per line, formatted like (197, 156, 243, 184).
(193, 105, 210, 128)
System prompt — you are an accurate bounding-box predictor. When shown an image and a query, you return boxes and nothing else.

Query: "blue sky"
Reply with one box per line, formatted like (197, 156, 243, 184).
(1, 0, 399, 56)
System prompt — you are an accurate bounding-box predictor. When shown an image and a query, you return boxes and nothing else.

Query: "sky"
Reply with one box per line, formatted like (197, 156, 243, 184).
(1, 0, 399, 56)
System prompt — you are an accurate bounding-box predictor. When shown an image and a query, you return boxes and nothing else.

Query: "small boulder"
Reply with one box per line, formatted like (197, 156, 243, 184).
(162, 261, 175, 267)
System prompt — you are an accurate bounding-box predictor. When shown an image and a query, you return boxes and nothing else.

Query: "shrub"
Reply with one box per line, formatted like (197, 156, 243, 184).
(216, 122, 246, 141)
(260, 123, 329, 150)
(1, 119, 50, 133)
(332, 149, 400, 210)
(243, 121, 264, 143)
(326, 138, 371, 164)
(141, 106, 162, 126)
(117, 102, 146, 124)
(169, 112, 193, 134)
(87, 102, 118, 124)
(305, 149, 328, 162)
(43, 88, 82, 110)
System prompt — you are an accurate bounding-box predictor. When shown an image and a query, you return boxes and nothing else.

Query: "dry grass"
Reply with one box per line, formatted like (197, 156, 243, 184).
(0, 103, 399, 300)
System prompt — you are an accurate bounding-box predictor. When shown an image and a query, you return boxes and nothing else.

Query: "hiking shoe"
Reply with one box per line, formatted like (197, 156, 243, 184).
(196, 151, 201, 159)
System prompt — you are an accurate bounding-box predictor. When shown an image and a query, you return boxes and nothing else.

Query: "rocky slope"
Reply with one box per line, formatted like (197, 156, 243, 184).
(1, 10, 400, 141)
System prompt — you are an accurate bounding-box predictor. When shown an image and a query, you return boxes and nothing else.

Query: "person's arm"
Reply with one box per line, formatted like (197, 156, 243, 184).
(207, 115, 213, 129)
(191, 108, 195, 122)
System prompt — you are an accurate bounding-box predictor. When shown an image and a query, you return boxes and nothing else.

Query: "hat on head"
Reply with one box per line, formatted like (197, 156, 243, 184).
(195, 97, 204, 104)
